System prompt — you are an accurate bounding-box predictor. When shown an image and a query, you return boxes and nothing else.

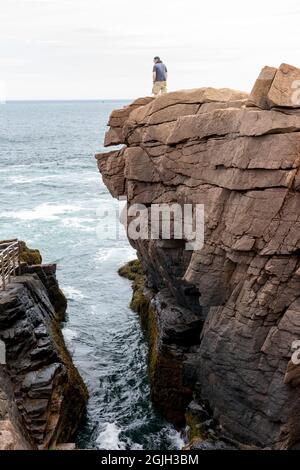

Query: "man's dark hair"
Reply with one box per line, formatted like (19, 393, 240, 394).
(154, 56, 162, 62)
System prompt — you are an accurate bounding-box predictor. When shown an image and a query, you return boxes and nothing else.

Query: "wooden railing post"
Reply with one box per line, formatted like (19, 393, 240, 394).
(8, 249, 11, 284)
(12, 245, 16, 276)
(0, 240, 21, 291)
(1, 255, 5, 291)
(18, 241, 21, 275)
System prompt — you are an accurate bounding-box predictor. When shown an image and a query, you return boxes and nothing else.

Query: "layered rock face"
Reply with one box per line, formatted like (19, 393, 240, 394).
(0, 248, 88, 449)
(97, 63, 300, 449)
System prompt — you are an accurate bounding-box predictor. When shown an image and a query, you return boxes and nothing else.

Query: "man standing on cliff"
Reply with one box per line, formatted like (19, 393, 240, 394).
(152, 56, 168, 96)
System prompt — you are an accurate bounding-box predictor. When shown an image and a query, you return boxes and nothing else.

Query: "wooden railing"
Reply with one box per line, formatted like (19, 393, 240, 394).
(0, 240, 21, 291)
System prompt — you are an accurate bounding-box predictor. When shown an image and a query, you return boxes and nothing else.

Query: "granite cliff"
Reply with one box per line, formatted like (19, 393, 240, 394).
(0, 242, 88, 449)
(97, 63, 300, 449)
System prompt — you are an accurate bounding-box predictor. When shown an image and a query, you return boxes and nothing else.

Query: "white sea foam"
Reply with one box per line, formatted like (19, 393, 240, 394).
(4, 168, 98, 184)
(63, 328, 79, 342)
(131, 442, 143, 450)
(62, 285, 86, 301)
(94, 248, 113, 263)
(95, 246, 135, 264)
(1, 203, 80, 221)
(96, 423, 126, 450)
(8, 174, 58, 184)
(119, 246, 137, 263)
(167, 428, 185, 449)
(90, 305, 99, 316)
(61, 217, 95, 232)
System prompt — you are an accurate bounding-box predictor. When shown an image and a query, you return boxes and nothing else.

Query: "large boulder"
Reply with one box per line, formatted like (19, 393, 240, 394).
(248, 63, 300, 109)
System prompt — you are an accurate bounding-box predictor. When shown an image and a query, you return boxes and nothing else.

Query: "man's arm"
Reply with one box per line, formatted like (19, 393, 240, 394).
(165, 65, 168, 81)
(153, 64, 157, 82)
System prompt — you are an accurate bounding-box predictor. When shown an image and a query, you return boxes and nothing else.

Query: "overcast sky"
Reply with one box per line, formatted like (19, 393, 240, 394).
(1, 0, 300, 100)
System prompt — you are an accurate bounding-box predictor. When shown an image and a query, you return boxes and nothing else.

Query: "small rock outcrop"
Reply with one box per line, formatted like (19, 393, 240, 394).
(97, 63, 300, 449)
(0, 243, 88, 449)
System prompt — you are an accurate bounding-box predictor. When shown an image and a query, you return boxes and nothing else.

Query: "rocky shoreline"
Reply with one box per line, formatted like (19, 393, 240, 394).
(0, 242, 88, 450)
(98, 63, 300, 449)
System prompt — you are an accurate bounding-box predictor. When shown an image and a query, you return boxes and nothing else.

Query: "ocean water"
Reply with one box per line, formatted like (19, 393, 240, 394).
(0, 101, 183, 450)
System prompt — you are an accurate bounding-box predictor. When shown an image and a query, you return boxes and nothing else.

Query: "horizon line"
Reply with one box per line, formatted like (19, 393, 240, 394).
(4, 98, 133, 102)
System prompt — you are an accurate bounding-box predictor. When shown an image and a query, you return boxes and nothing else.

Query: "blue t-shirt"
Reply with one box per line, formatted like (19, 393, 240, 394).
(153, 62, 167, 81)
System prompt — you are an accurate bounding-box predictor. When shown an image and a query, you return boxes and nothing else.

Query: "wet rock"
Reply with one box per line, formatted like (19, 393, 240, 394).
(0, 267, 88, 449)
(15, 240, 42, 265)
(119, 261, 202, 427)
(23, 264, 67, 321)
(185, 439, 236, 450)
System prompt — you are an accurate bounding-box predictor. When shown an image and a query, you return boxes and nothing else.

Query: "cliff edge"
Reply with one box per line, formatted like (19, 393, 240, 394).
(97, 63, 300, 449)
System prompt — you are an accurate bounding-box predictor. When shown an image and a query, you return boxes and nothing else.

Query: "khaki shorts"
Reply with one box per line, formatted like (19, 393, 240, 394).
(152, 81, 167, 96)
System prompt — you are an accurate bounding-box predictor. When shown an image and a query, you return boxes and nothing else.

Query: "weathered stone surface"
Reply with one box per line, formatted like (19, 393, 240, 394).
(97, 68, 300, 449)
(248, 63, 300, 110)
(185, 439, 236, 450)
(0, 386, 30, 449)
(104, 126, 124, 147)
(55, 442, 76, 450)
(144, 88, 248, 116)
(124, 147, 161, 182)
(268, 63, 300, 108)
(104, 96, 154, 146)
(147, 290, 202, 426)
(199, 99, 247, 114)
(103, 88, 248, 149)
(0, 420, 26, 450)
(247, 66, 277, 109)
(23, 264, 67, 321)
(119, 261, 202, 427)
(96, 149, 125, 197)
(0, 263, 88, 449)
(167, 108, 300, 145)
(19, 241, 42, 265)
